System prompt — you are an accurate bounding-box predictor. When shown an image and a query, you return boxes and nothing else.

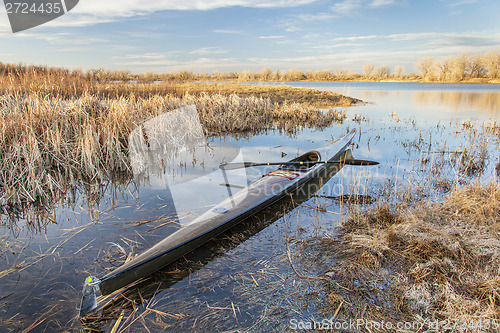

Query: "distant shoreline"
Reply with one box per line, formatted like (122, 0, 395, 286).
(213, 78, 500, 84)
(3, 50, 500, 85)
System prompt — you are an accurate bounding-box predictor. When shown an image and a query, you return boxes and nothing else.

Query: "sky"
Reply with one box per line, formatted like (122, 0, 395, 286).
(0, 0, 499, 74)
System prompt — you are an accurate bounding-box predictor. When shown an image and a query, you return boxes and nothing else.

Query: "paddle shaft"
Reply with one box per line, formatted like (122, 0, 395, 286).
(220, 159, 379, 170)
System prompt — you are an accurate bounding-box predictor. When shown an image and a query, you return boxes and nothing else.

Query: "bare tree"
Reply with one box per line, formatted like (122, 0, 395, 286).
(211, 70, 221, 80)
(452, 53, 470, 81)
(306, 70, 331, 81)
(314, 70, 333, 80)
(394, 65, 405, 78)
(116, 69, 131, 82)
(483, 50, 500, 79)
(88, 68, 105, 82)
(238, 70, 254, 81)
(416, 57, 435, 80)
(363, 64, 375, 78)
(284, 69, 305, 81)
(375, 65, 391, 79)
(271, 69, 282, 81)
(335, 67, 351, 80)
(260, 67, 273, 81)
(305, 70, 314, 80)
(435, 58, 453, 81)
(468, 54, 486, 78)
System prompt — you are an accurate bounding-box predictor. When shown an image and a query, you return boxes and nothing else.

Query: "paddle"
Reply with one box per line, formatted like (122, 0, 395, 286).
(219, 159, 379, 170)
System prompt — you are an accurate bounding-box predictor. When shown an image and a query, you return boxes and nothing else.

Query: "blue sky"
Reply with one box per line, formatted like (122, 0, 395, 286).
(0, 0, 499, 74)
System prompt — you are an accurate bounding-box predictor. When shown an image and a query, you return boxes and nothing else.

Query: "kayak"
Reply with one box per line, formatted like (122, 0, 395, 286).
(79, 129, 357, 317)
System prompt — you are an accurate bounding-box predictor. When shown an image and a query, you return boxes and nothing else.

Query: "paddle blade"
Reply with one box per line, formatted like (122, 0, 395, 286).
(342, 159, 379, 166)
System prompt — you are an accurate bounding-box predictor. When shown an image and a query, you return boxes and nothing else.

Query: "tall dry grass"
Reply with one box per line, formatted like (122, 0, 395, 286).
(0, 69, 348, 215)
(322, 182, 500, 330)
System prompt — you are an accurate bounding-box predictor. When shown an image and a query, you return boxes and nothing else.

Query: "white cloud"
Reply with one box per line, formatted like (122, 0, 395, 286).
(36, 28, 499, 73)
(259, 35, 285, 39)
(0, 0, 320, 30)
(312, 43, 363, 49)
(370, 0, 396, 7)
(386, 31, 500, 48)
(68, 0, 318, 22)
(117, 59, 179, 67)
(115, 53, 172, 60)
(0, 6, 13, 34)
(331, 0, 363, 15)
(239, 30, 500, 72)
(10, 30, 108, 44)
(297, 13, 337, 21)
(331, 0, 397, 15)
(277, 11, 337, 33)
(117, 56, 247, 72)
(189, 47, 228, 55)
(332, 35, 379, 42)
(281, 21, 303, 32)
(448, 0, 479, 8)
(26, 14, 115, 28)
(245, 49, 423, 72)
(387, 32, 438, 41)
(213, 29, 243, 34)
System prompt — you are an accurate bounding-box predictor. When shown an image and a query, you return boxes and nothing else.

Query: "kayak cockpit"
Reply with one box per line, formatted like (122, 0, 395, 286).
(280, 151, 320, 171)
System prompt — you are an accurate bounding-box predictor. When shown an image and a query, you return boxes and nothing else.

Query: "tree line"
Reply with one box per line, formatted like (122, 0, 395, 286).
(1, 50, 499, 83)
(414, 51, 500, 81)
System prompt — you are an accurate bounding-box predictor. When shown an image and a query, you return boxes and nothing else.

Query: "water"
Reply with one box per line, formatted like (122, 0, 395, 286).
(0, 82, 499, 332)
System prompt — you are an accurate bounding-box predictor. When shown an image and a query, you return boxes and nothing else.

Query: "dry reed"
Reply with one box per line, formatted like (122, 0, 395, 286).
(0, 69, 351, 214)
(319, 182, 500, 331)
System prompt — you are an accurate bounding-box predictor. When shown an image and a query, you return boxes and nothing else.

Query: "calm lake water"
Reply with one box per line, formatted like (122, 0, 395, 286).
(0, 82, 499, 332)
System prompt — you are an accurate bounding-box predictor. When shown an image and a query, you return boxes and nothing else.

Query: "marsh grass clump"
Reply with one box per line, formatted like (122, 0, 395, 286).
(321, 182, 500, 330)
(172, 82, 359, 109)
(484, 120, 500, 135)
(0, 69, 352, 218)
(416, 134, 491, 187)
(457, 145, 488, 177)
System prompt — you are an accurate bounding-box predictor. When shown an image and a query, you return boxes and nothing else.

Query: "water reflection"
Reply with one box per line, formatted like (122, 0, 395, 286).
(128, 105, 206, 185)
(355, 89, 500, 114)
(414, 91, 500, 114)
(128, 105, 247, 224)
(82, 200, 296, 331)
(80, 153, 348, 331)
(288, 81, 500, 115)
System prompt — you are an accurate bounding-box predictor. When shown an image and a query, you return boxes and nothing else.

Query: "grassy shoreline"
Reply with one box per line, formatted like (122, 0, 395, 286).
(167, 82, 359, 108)
(219, 77, 500, 84)
(302, 181, 500, 331)
(0, 72, 357, 210)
